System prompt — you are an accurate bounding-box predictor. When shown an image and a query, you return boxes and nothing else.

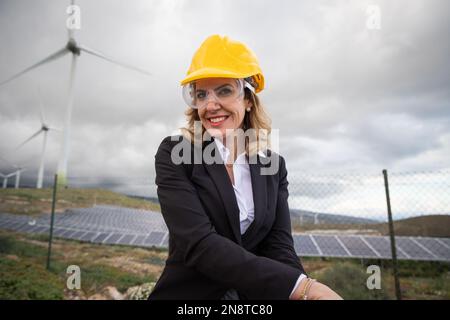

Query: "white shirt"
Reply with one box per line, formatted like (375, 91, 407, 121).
(213, 138, 306, 298)
(214, 138, 255, 234)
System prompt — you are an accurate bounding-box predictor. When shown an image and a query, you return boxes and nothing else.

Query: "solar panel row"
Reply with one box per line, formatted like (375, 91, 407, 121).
(1, 210, 449, 262)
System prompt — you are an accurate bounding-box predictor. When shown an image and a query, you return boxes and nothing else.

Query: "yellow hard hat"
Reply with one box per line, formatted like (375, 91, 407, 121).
(180, 35, 265, 93)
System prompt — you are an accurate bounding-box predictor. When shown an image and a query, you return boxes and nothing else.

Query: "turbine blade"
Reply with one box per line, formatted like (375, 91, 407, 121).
(16, 129, 43, 150)
(37, 86, 46, 124)
(0, 47, 69, 86)
(79, 45, 151, 76)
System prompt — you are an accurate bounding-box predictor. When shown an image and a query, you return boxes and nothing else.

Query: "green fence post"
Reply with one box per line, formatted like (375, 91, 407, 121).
(46, 174, 58, 270)
(382, 169, 402, 300)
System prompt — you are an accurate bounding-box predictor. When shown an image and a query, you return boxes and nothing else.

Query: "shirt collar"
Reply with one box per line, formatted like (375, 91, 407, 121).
(213, 137, 267, 164)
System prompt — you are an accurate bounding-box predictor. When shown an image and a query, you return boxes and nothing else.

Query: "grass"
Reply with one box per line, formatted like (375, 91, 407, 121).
(301, 257, 450, 300)
(0, 188, 448, 300)
(0, 188, 160, 216)
(0, 230, 449, 299)
(0, 229, 164, 299)
(0, 258, 64, 300)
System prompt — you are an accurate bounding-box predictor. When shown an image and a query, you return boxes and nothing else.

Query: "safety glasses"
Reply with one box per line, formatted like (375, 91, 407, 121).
(182, 78, 254, 109)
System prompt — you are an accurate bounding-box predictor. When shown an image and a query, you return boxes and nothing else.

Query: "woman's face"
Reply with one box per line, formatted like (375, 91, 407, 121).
(195, 78, 251, 139)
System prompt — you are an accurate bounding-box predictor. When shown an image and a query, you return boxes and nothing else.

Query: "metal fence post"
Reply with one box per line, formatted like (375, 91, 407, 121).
(46, 174, 58, 270)
(382, 169, 402, 300)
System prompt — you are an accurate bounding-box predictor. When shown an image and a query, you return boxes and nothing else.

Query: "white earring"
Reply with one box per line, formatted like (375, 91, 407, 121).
(246, 107, 251, 112)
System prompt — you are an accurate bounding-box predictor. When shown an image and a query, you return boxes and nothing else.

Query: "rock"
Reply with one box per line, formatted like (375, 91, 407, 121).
(101, 286, 124, 300)
(5, 254, 20, 261)
(124, 282, 155, 300)
(88, 293, 107, 300)
(65, 289, 87, 300)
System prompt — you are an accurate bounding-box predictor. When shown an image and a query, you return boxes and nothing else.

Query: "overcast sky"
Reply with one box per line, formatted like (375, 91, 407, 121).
(0, 0, 449, 205)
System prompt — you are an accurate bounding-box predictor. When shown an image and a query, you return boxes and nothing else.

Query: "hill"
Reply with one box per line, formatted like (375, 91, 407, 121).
(377, 215, 450, 238)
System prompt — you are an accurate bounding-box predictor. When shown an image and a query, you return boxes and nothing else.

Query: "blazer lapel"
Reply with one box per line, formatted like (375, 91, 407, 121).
(248, 153, 268, 235)
(203, 139, 242, 244)
(201, 138, 269, 244)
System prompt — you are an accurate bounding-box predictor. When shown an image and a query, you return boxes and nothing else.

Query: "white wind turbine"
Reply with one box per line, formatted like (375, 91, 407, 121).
(15, 89, 60, 189)
(0, 172, 16, 189)
(0, 156, 27, 189)
(0, 0, 151, 186)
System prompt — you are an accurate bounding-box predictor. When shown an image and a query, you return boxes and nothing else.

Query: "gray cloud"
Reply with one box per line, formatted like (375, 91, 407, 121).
(0, 0, 449, 196)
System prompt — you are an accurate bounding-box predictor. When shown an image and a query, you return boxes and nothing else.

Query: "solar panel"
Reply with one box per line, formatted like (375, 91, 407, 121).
(35, 226, 48, 233)
(53, 228, 69, 237)
(66, 230, 86, 240)
(1, 210, 448, 262)
(363, 236, 394, 259)
(313, 235, 349, 257)
(396, 237, 435, 260)
(80, 231, 98, 242)
(338, 236, 376, 257)
(293, 235, 320, 256)
(107, 233, 123, 244)
(144, 231, 165, 246)
(117, 234, 135, 245)
(92, 232, 109, 243)
(162, 234, 169, 247)
(133, 235, 146, 246)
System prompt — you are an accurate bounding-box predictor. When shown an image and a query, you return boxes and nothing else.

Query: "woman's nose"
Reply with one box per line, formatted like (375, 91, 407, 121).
(205, 99, 221, 111)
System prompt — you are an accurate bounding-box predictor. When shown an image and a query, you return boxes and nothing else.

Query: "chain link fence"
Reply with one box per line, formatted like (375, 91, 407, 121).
(1, 169, 449, 299)
(288, 170, 450, 259)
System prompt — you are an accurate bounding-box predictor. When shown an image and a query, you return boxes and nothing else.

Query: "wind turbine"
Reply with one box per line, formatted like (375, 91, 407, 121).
(0, 0, 151, 186)
(15, 89, 60, 189)
(0, 172, 16, 189)
(314, 213, 319, 225)
(12, 166, 27, 189)
(0, 156, 27, 189)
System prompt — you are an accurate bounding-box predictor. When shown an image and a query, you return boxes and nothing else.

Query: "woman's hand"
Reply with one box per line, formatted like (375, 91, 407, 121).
(305, 281, 343, 300)
(291, 278, 343, 300)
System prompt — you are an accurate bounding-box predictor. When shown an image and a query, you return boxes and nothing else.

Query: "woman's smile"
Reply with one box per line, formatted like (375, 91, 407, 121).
(207, 114, 230, 126)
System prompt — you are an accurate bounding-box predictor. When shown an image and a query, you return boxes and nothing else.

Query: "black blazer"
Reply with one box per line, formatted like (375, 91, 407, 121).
(148, 135, 306, 300)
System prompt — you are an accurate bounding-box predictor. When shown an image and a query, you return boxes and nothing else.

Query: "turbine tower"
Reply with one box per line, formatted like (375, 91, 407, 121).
(0, 157, 27, 189)
(15, 89, 60, 188)
(0, 0, 151, 186)
(0, 172, 16, 189)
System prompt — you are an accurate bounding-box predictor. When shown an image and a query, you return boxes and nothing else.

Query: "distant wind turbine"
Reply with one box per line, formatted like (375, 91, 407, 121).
(0, 0, 151, 186)
(314, 213, 319, 225)
(15, 89, 60, 189)
(0, 157, 27, 189)
(0, 172, 16, 189)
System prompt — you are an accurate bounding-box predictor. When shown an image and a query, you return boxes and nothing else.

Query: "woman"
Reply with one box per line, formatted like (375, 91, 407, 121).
(149, 35, 342, 300)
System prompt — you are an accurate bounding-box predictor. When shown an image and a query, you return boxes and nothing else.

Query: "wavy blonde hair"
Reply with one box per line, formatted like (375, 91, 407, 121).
(180, 87, 272, 156)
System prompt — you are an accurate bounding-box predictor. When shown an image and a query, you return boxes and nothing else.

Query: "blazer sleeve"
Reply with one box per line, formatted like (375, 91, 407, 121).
(155, 136, 302, 299)
(257, 155, 307, 275)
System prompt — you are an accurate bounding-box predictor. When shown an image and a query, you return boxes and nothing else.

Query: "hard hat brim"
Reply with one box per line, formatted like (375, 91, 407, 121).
(180, 68, 255, 86)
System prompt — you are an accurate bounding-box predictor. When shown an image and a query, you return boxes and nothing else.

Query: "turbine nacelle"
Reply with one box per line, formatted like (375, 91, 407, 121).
(66, 38, 81, 56)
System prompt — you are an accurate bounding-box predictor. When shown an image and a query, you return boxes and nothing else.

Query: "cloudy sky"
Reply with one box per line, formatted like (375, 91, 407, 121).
(0, 0, 449, 210)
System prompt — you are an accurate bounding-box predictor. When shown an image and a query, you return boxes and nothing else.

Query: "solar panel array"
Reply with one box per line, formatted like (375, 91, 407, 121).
(0, 206, 449, 262)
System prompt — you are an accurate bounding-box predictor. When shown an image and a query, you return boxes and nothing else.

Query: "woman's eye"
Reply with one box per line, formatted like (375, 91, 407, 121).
(196, 91, 206, 100)
(217, 87, 233, 97)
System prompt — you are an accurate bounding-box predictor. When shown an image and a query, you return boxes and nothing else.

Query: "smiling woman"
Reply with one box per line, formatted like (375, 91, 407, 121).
(148, 34, 342, 300)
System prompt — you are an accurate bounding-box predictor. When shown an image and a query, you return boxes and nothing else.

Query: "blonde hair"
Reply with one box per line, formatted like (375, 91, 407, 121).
(180, 88, 272, 156)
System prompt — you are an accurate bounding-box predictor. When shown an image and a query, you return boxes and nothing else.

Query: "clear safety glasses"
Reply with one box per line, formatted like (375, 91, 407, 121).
(182, 79, 255, 109)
